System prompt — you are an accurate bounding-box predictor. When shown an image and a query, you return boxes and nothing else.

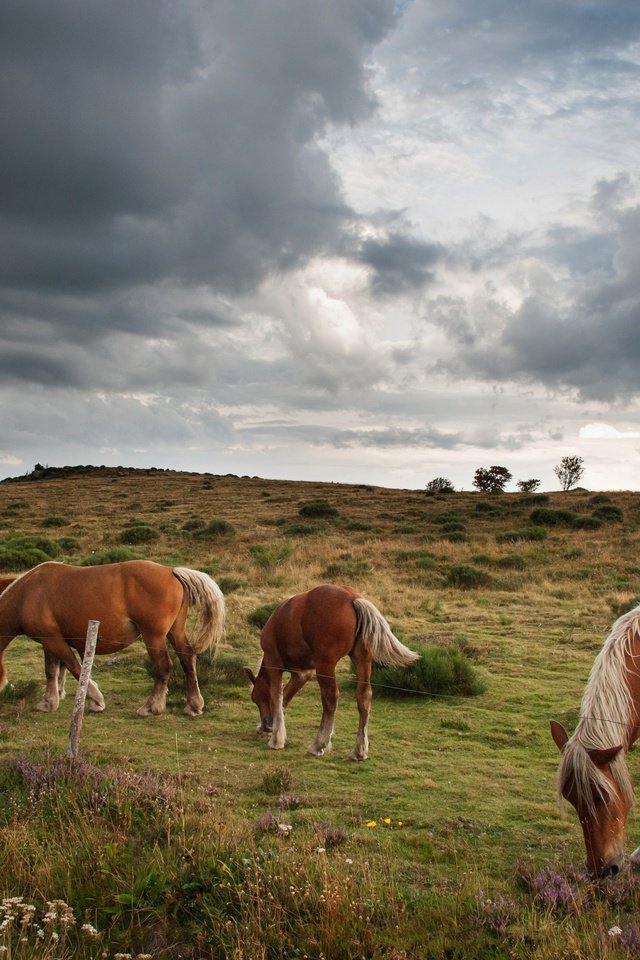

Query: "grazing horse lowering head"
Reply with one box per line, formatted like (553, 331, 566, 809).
(551, 720, 629, 878)
(244, 665, 273, 733)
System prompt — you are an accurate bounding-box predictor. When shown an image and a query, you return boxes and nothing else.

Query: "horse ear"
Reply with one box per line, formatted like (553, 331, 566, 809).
(244, 667, 256, 685)
(550, 720, 569, 752)
(588, 744, 624, 767)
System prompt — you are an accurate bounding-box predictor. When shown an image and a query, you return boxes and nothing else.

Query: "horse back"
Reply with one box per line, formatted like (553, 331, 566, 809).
(263, 584, 360, 669)
(9, 560, 184, 645)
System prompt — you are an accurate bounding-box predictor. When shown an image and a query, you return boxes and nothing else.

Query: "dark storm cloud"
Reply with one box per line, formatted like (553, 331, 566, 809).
(358, 232, 443, 294)
(0, 0, 397, 325)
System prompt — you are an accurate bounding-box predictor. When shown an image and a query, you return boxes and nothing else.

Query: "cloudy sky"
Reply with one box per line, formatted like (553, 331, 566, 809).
(1, 0, 639, 491)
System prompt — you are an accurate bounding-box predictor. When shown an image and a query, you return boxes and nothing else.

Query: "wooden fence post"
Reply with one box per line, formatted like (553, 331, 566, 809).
(67, 619, 100, 759)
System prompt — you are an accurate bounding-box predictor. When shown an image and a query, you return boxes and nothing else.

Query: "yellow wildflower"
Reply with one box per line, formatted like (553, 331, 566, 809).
(366, 820, 377, 828)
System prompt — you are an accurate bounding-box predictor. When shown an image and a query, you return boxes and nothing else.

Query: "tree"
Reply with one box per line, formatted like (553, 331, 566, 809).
(554, 456, 584, 491)
(473, 465, 512, 494)
(517, 479, 541, 493)
(425, 477, 455, 494)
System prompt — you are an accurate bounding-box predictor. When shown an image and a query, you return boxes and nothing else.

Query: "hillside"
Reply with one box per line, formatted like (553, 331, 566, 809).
(1, 470, 639, 958)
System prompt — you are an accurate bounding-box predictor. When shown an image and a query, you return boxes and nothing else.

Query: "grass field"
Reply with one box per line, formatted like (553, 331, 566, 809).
(1, 469, 640, 958)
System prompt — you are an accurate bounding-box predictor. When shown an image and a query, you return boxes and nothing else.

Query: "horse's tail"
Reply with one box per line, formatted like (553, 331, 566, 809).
(172, 567, 226, 654)
(353, 598, 420, 667)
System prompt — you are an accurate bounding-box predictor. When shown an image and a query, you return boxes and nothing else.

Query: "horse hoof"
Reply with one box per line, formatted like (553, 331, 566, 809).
(347, 751, 368, 761)
(307, 745, 326, 757)
(87, 701, 106, 713)
(268, 740, 285, 750)
(184, 705, 203, 717)
(35, 700, 55, 713)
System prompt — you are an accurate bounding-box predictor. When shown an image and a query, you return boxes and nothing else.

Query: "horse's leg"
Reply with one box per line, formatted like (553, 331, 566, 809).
(308, 667, 339, 757)
(57, 662, 67, 700)
(137, 634, 172, 716)
(283, 670, 313, 708)
(37, 651, 63, 712)
(348, 646, 373, 761)
(268, 669, 286, 750)
(0, 633, 14, 691)
(37, 639, 105, 713)
(168, 627, 204, 717)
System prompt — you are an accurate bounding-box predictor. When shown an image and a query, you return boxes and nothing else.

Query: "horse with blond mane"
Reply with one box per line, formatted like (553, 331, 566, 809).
(245, 584, 419, 760)
(0, 560, 225, 717)
(551, 604, 640, 877)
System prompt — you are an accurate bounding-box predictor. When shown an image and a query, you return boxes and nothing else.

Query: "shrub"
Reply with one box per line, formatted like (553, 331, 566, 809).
(195, 518, 235, 538)
(571, 516, 602, 530)
(0, 535, 61, 571)
(250, 543, 292, 568)
(58, 536, 80, 552)
(322, 558, 371, 579)
(372, 643, 486, 697)
(529, 508, 576, 526)
(496, 527, 547, 543)
(516, 479, 540, 493)
(182, 516, 205, 532)
(592, 504, 623, 523)
(425, 477, 455, 494)
(445, 565, 494, 590)
(444, 531, 467, 543)
(493, 554, 528, 570)
(298, 499, 339, 519)
(247, 602, 280, 629)
(41, 515, 70, 527)
(81, 546, 141, 565)
(118, 524, 159, 544)
(283, 523, 316, 537)
(216, 576, 245, 593)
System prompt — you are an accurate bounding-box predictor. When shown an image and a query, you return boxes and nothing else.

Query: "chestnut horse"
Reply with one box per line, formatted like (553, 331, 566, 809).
(245, 584, 419, 760)
(551, 603, 640, 877)
(0, 560, 225, 717)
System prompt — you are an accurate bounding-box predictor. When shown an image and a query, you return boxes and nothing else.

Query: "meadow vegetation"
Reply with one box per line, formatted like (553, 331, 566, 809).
(1, 470, 640, 957)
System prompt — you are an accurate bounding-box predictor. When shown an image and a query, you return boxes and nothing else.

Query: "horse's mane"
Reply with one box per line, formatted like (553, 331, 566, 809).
(558, 606, 640, 817)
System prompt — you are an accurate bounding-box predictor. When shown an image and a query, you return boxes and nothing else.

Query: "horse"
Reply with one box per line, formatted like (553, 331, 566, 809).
(0, 560, 225, 717)
(550, 603, 640, 877)
(245, 584, 419, 760)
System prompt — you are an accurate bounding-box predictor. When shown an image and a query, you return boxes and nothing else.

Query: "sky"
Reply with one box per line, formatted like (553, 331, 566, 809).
(1, 0, 639, 492)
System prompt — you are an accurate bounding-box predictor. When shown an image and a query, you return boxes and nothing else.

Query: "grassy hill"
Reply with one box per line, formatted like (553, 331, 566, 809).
(1, 470, 639, 958)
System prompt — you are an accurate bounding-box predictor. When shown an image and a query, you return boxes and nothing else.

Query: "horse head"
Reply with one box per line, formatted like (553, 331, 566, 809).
(551, 720, 628, 878)
(244, 666, 273, 733)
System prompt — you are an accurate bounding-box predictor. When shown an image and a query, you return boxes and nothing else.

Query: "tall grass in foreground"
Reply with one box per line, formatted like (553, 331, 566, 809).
(2, 755, 640, 959)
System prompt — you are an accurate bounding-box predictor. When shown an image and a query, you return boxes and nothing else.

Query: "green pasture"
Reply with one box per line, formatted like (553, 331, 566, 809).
(1, 473, 640, 958)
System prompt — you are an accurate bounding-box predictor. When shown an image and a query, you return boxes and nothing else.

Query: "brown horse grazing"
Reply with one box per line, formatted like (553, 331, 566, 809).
(245, 584, 419, 760)
(0, 560, 225, 717)
(551, 604, 640, 877)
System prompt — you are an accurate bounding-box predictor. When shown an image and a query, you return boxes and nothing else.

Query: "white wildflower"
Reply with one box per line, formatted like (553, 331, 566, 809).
(608, 926, 623, 937)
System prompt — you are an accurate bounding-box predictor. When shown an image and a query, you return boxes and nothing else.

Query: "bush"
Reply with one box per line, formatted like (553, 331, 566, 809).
(298, 500, 339, 519)
(182, 517, 205, 532)
(118, 525, 159, 544)
(496, 527, 547, 543)
(322, 558, 371, 579)
(529, 508, 577, 526)
(445, 565, 494, 590)
(372, 643, 486, 698)
(0, 535, 61, 571)
(195, 518, 235, 538)
(283, 523, 316, 537)
(81, 546, 141, 565)
(41, 515, 70, 527)
(571, 516, 602, 530)
(247, 602, 280, 629)
(425, 477, 455, 494)
(58, 536, 80, 552)
(250, 543, 292, 568)
(592, 504, 623, 523)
